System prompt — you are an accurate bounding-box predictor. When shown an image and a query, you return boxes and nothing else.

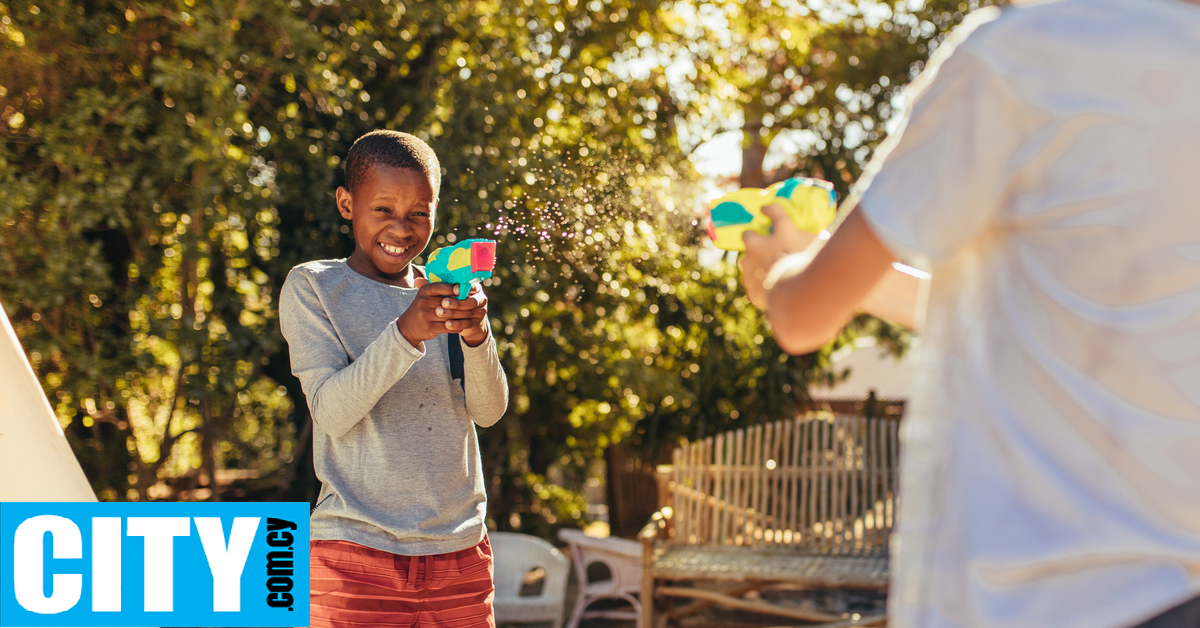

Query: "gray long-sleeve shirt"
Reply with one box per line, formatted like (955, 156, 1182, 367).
(279, 259, 508, 556)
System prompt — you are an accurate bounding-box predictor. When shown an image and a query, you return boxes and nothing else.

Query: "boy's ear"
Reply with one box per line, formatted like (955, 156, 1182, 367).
(335, 186, 353, 220)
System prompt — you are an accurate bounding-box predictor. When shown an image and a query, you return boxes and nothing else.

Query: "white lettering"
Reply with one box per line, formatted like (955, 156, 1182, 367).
(126, 517, 190, 612)
(13, 515, 82, 614)
(91, 517, 122, 612)
(194, 517, 260, 612)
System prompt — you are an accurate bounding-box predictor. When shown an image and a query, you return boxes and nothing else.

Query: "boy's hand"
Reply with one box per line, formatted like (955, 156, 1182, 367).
(396, 279, 490, 349)
(740, 204, 819, 308)
(445, 282, 491, 347)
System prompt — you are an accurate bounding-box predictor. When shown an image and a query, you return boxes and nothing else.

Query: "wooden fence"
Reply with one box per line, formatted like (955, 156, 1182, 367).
(667, 413, 900, 555)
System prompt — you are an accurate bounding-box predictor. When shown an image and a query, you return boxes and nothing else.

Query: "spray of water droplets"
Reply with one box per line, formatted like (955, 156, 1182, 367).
(447, 149, 700, 298)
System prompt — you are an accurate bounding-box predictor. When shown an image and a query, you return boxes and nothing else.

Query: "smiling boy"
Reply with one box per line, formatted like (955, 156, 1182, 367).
(279, 130, 508, 627)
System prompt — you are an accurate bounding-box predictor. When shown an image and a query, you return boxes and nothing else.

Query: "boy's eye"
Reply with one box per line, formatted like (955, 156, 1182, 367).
(374, 206, 392, 213)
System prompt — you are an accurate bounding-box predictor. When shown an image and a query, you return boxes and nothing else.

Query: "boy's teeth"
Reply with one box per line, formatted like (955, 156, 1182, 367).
(381, 243, 408, 255)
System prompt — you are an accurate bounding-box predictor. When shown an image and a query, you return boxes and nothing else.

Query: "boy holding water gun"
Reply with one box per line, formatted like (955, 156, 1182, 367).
(279, 130, 507, 627)
(740, 2, 1200, 627)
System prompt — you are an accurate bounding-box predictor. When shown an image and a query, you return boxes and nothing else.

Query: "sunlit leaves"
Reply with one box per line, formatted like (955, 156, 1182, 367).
(0, 0, 321, 501)
(5, 0, 951, 528)
(643, 0, 1001, 190)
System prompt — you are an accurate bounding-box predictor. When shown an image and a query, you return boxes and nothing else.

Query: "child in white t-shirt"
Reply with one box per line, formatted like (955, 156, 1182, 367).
(741, 2, 1200, 627)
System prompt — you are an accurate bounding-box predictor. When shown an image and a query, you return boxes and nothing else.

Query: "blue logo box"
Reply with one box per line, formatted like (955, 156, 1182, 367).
(0, 502, 309, 627)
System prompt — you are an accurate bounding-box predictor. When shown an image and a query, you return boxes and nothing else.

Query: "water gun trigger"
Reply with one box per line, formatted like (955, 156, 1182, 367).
(706, 177, 838, 252)
(425, 238, 498, 300)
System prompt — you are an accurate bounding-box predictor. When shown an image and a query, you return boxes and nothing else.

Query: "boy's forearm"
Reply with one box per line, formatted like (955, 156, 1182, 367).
(858, 267, 922, 331)
(461, 330, 508, 428)
(304, 322, 425, 437)
(765, 209, 907, 354)
(281, 272, 430, 437)
(768, 252, 920, 332)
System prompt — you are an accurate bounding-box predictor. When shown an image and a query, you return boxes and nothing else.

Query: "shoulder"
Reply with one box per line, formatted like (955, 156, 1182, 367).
(903, 2, 1101, 108)
(290, 258, 348, 278)
(913, 5, 1014, 87)
(943, 0, 1185, 77)
(947, 1, 1099, 53)
(285, 259, 347, 287)
(977, 0, 1192, 34)
(281, 259, 347, 301)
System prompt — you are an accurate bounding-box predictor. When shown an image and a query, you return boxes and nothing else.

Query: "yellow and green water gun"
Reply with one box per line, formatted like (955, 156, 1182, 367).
(426, 238, 497, 299)
(706, 177, 838, 251)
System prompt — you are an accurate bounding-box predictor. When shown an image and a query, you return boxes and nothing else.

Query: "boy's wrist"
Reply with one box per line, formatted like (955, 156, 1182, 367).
(764, 247, 819, 292)
(396, 319, 426, 352)
(460, 326, 490, 348)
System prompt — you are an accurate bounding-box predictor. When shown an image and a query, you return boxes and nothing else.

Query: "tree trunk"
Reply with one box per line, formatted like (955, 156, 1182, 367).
(203, 423, 220, 502)
(741, 114, 768, 189)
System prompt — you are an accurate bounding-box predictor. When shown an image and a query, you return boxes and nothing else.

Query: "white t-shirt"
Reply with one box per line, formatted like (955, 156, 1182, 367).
(857, 2, 1200, 627)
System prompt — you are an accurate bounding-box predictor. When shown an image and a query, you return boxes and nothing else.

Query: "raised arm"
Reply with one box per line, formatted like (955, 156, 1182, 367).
(278, 270, 425, 437)
(740, 204, 921, 355)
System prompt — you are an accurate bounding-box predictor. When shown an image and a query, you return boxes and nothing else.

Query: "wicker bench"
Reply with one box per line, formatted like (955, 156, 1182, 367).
(638, 413, 900, 627)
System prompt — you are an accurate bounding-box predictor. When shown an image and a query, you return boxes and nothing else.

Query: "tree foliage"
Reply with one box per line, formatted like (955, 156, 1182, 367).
(2, 0, 990, 536)
(650, 0, 1002, 192)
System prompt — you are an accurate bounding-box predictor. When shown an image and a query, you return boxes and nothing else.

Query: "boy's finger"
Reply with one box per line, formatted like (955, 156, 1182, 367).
(444, 317, 483, 330)
(444, 306, 485, 319)
(422, 282, 459, 297)
(743, 230, 766, 250)
(760, 203, 817, 252)
(414, 277, 429, 289)
(761, 203, 787, 222)
(443, 310, 485, 323)
(439, 305, 484, 317)
(763, 204, 800, 236)
(440, 293, 486, 309)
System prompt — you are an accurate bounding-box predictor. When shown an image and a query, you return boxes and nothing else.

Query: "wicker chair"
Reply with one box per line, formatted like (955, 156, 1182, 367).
(639, 413, 900, 627)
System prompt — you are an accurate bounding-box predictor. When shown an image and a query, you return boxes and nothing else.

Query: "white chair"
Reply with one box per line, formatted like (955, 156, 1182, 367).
(557, 528, 643, 628)
(491, 531, 571, 628)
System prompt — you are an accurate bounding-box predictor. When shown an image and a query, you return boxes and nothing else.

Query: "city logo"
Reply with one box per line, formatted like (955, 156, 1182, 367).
(0, 502, 309, 627)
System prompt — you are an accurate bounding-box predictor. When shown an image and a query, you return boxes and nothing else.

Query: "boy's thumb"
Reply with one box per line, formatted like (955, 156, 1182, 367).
(762, 203, 787, 222)
(414, 277, 429, 289)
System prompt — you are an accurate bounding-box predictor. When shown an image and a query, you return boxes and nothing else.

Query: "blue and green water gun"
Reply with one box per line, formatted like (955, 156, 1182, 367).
(425, 238, 498, 299)
(706, 177, 838, 251)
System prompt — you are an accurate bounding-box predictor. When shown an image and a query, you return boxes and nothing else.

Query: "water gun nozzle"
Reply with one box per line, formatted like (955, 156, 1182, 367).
(471, 240, 497, 272)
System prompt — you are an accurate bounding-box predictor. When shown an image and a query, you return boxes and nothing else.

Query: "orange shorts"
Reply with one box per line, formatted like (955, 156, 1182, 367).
(308, 536, 495, 628)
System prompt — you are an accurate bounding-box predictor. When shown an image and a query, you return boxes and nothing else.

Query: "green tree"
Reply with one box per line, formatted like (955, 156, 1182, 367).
(652, 0, 1003, 193)
(2, 0, 993, 540)
(0, 0, 345, 500)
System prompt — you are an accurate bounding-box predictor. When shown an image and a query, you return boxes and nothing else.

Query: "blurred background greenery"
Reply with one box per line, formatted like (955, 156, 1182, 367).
(0, 0, 992, 539)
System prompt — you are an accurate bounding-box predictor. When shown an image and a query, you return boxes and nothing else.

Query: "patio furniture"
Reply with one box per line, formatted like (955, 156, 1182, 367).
(639, 412, 900, 627)
(492, 531, 571, 628)
(557, 528, 643, 628)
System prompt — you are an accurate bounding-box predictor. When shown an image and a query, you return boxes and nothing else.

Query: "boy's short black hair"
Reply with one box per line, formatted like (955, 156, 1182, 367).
(344, 130, 441, 196)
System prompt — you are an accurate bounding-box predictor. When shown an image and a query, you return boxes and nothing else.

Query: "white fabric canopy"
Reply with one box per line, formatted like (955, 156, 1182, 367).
(0, 300, 95, 502)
